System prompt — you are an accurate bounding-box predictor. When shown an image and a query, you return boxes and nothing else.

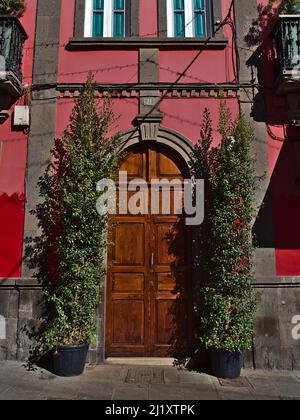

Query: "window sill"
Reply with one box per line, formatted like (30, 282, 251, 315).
(67, 37, 228, 50)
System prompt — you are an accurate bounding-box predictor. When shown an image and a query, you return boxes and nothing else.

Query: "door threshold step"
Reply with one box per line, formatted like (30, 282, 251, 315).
(105, 358, 175, 366)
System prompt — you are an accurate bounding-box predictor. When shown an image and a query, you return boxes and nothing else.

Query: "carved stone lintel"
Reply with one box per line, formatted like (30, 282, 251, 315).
(136, 114, 163, 142)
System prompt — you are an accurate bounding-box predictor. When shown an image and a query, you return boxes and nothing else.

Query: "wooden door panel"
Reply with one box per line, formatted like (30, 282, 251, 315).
(107, 215, 149, 356)
(150, 187, 184, 216)
(106, 144, 193, 358)
(154, 221, 186, 266)
(116, 189, 150, 216)
(112, 300, 145, 345)
(151, 215, 192, 357)
(113, 222, 145, 266)
(156, 272, 185, 293)
(112, 273, 145, 292)
(119, 149, 146, 179)
(154, 298, 190, 355)
(157, 152, 182, 177)
(156, 300, 174, 345)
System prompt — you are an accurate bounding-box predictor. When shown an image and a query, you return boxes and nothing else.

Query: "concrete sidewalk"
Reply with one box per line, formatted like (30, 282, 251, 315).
(0, 361, 300, 400)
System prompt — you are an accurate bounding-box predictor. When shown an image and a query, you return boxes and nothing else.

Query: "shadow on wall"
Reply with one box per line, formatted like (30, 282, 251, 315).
(245, 5, 300, 275)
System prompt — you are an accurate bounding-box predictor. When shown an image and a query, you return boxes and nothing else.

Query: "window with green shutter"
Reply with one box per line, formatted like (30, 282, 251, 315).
(167, 0, 211, 38)
(89, 0, 127, 38)
(113, 0, 125, 38)
(174, 0, 185, 37)
(194, 0, 205, 38)
(93, 0, 104, 37)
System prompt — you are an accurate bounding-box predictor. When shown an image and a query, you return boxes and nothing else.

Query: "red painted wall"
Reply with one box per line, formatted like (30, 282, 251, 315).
(3, 0, 299, 278)
(0, 0, 37, 278)
(55, 97, 139, 139)
(139, 0, 158, 38)
(256, 0, 300, 275)
(160, 98, 239, 145)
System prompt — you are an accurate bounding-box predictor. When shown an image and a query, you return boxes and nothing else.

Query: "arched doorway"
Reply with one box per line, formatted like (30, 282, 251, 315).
(105, 142, 194, 357)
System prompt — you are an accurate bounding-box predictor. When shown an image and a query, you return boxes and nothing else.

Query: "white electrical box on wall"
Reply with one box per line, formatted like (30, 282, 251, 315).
(14, 106, 30, 127)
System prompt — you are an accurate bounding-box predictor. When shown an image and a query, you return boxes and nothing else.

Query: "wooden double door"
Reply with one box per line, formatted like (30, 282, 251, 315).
(105, 143, 193, 357)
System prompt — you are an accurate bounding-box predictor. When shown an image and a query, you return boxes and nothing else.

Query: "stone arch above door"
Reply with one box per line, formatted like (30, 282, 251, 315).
(120, 126, 195, 172)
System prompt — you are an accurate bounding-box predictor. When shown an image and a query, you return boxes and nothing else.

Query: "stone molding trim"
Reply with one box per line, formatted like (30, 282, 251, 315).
(67, 36, 228, 50)
(0, 278, 41, 290)
(74, 0, 139, 38)
(120, 125, 195, 170)
(56, 85, 240, 99)
(2, 276, 300, 289)
(136, 114, 163, 142)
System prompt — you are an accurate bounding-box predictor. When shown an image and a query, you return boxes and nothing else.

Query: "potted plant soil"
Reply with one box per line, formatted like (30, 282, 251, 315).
(193, 105, 257, 379)
(38, 75, 121, 377)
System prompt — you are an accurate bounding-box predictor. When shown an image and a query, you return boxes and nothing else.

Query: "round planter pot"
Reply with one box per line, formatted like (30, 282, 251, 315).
(53, 344, 89, 377)
(210, 349, 242, 379)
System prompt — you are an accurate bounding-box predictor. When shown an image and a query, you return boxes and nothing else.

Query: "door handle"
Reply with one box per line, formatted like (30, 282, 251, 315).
(150, 252, 154, 267)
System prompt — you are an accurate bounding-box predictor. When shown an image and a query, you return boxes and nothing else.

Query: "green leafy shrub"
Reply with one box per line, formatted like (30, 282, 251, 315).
(268, 0, 300, 14)
(0, 0, 26, 15)
(38, 75, 121, 349)
(193, 104, 257, 353)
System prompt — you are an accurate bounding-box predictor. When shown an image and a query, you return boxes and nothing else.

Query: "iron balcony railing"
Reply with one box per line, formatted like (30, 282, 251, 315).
(0, 16, 27, 83)
(275, 15, 300, 72)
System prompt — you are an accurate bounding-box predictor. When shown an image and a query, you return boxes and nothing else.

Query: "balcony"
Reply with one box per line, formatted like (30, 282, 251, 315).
(275, 15, 300, 95)
(0, 16, 27, 97)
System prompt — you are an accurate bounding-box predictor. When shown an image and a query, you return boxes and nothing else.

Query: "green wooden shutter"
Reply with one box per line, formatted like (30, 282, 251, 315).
(194, 0, 206, 38)
(174, 0, 185, 37)
(93, 0, 104, 37)
(113, 0, 125, 38)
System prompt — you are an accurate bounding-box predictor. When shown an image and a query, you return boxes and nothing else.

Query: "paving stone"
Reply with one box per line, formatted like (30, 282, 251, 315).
(217, 388, 255, 401)
(182, 388, 219, 400)
(76, 391, 113, 400)
(149, 385, 186, 401)
(163, 367, 180, 384)
(0, 361, 300, 401)
(253, 394, 280, 400)
(0, 387, 47, 401)
(125, 368, 165, 385)
(0, 384, 11, 395)
(112, 386, 149, 401)
(273, 381, 300, 398)
(178, 371, 214, 386)
(247, 377, 279, 397)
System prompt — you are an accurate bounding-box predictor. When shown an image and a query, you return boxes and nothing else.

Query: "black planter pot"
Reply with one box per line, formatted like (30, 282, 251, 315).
(53, 344, 89, 377)
(210, 349, 242, 379)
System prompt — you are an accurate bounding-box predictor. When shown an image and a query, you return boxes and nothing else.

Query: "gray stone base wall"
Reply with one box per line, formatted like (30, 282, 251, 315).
(244, 283, 300, 370)
(0, 279, 105, 364)
(1, 278, 300, 369)
(0, 280, 42, 361)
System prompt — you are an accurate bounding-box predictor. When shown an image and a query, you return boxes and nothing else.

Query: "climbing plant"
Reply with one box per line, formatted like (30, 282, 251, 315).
(245, 0, 300, 47)
(268, 0, 300, 14)
(34, 75, 121, 349)
(193, 104, 257, 352)
(0, 0, 26, 15)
